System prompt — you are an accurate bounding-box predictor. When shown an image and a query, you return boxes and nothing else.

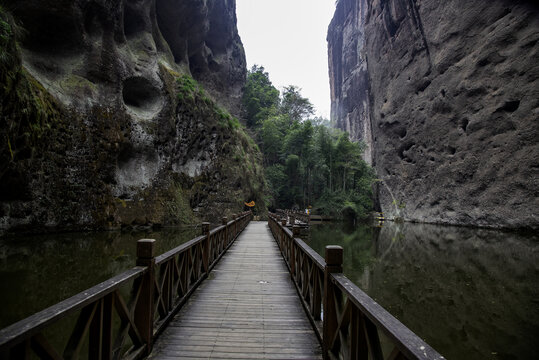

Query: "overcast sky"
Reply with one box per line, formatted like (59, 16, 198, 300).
(236, 0, 336, 119)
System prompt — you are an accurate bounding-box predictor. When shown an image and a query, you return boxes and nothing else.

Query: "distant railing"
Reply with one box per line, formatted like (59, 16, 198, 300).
(276, 209, 310, 225)
(0, 211, 252, 359)
(268, 213, 444, 360)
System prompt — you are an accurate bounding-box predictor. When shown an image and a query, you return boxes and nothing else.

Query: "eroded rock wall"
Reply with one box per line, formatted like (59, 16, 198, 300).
(328, 0, 539, 229)
(0, 0, 262, 233)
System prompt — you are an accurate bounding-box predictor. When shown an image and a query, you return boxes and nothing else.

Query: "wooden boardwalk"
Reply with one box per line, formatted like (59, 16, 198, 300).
(149, 221, 322, 359)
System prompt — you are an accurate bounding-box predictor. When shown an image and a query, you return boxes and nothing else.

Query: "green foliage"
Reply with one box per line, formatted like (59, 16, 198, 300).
(242, 65, 280, 127)
(259, 116, 374, 217)
(0, 16, 11, 50)
(173, 71, 267, 215)
(265, 164, 287, 206)
(164, 183, 196, 225)
(0, 9, 61, 176)
(243, 65, 376, 219)
(0, 6, 18, 68)
(242, 68, 315, 129)
(280, 85, 314, 122)
(176, 73, 241, 131)
(176, 73, 199, 102)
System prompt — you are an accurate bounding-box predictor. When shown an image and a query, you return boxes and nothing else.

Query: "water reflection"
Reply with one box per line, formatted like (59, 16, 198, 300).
(0, 227, 197, 329)
(307, 222, 538, 360)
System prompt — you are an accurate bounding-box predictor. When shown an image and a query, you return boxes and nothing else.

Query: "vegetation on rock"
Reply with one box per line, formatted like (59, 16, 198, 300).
(0, 7, 62, 201)
(0, 8, 263, 232)
(175, 72, 266, 218)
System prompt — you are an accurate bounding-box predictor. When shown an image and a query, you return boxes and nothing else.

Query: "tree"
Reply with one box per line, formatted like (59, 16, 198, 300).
(279, 85, 314, 122)
(242, 65, 280, 127)
(282, 120, 313, 158)
(243, 65, 375, 220)
(260, 116, 285, 166)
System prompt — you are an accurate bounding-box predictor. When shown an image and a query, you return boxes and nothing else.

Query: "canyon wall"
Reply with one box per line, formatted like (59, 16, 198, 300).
(0, 0, 264, 234)
(328, 0, 539, 229)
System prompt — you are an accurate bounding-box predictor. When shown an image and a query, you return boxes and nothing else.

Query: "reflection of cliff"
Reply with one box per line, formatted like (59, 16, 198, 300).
(371, 222, 539, 360)
(0, 228, 196, 328)
(307, 224, 377, 289)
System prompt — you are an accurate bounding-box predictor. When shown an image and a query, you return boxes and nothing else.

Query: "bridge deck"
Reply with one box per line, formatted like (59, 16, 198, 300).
(149, 221, 322, 359)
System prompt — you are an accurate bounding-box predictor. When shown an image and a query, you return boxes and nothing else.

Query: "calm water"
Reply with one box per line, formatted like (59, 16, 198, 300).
(0, 227, 198, 329)
(307, 222, 538, 360)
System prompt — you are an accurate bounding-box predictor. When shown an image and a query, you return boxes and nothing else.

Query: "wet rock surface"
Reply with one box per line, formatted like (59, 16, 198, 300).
(0, 0, 259, 233)
(328, 0, 539, 229)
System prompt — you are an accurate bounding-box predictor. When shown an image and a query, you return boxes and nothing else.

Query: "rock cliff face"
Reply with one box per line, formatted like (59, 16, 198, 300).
(0, 0, 264, 233)
(328, 0, 539, 229)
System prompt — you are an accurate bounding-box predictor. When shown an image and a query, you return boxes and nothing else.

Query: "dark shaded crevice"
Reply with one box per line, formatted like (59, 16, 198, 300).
(459, 118, 469, 133)
(495, 100, 520, 113)
(15, 8, 84, 54)
(407, 0, 432, 71)
(124, 1, 147, 38)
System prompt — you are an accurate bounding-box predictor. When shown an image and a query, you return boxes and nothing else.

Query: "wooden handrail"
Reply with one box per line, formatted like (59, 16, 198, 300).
(0, 267, 146, 350)
(0, 211, 253, 359)
(155, 235, 206, 264)
(268, 212, 444, 360)
(269, 213, 324, 339)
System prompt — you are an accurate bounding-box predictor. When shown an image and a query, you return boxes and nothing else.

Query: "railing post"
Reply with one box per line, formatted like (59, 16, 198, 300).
(135, 239, 156, 356)
(233, 214, 237, 237)
(222, 217, 228, 249)
(323, 245, 343, 359)
(290, 226, 300, 276)
(202, 222, 210, 272)
(290, 215, 295, 226)
(281, 218, 287, 251)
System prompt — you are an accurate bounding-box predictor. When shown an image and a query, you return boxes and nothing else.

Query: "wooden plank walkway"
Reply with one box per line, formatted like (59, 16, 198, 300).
(149, 221, 322, 359)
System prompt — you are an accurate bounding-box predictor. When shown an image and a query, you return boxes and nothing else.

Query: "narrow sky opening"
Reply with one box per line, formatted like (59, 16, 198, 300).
(236, 0, 336, 119)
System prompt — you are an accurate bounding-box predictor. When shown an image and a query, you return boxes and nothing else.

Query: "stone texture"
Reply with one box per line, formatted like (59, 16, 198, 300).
(0, 0, 262, 234)
(328, 0, 539, 229)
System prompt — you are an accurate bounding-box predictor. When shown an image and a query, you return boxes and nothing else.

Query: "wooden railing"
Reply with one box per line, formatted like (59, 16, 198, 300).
(0, 211, 252, 359)
(276, 209, 310, 225)
(268, 213, 444, 360)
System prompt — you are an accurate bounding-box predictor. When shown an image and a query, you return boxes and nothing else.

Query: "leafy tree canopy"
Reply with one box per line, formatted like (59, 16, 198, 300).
(242, 65, 375, 220)
(242, 65, 279, 127)
(279, 85, 314, 123)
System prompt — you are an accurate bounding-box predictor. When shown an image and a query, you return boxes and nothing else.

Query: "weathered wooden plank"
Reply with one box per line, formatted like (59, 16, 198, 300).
(155, 235, 206, 265)
(153, 352, 321, 360)
(149, 222, 322, 359)
(157, 337, 320, 347)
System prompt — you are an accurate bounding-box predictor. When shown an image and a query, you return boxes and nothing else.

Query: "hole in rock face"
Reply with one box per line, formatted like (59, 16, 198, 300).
(496, 100, 520, 113)
(395, 127, 407, 138)
(122, 77, 163, 119)
(459, 118, 469, 132)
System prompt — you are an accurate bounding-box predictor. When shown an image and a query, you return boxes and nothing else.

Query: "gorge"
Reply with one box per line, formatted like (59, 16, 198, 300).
(0, 1, 537, 359)
(1, 0, 538, 231)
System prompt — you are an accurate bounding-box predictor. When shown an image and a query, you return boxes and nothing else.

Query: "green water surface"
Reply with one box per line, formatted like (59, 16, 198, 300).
(0, 227, 198, 329)
(306, 222, 538, 360)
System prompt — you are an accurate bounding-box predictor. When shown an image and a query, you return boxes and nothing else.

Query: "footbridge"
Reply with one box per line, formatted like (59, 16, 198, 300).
(0, 212, 443, 360)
